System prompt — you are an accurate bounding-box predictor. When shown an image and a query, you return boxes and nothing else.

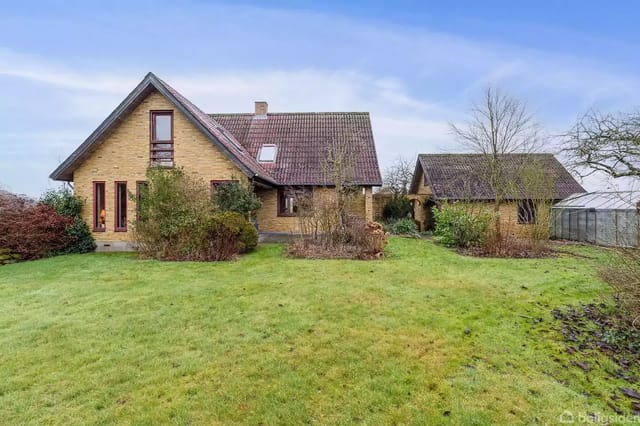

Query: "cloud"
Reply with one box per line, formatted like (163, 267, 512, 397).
(0, 48, 136, 93)
(2, 2, 640, 195)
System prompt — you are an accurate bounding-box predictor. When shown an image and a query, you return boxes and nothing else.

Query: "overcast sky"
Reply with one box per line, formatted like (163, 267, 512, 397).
(1, 0, 639, 196)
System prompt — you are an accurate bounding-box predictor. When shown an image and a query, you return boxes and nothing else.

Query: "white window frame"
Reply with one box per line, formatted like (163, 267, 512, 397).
(258, 144, 277, 162)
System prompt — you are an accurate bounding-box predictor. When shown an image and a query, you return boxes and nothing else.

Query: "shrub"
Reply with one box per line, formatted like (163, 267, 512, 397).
(41, 188, 83, 216)
(433, 203, 491, 248)
(60, 216, 97, 254)
(133, 167, 215, 260)
(41, 187, 96, 254)
(287, 217, 388, 260)
(382, 196, 412, 220)
(133, 168, 258, 261)
(385, 218, 418, 235)
(211, 211, 258, 254)
(0, 248, 21, 265)
(0, 194, 74, 260)
(205, 212, 258, 260)
(601, 247, 640, 329)
(213, 181, 262, 218)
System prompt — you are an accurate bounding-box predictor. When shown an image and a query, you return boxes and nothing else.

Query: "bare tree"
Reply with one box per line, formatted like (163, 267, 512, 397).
(564, 109, 640, 180)
(451, 86, 542, 239)
(322, 125, 358, 230)
(565, 110, 640, 329)
(383, 157, 414, 196)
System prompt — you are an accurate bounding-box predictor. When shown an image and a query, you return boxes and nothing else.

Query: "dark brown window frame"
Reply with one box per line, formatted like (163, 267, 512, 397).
(136, 181, 148, 222)
(114, 181, 127, 232)
(517, 199, 537, 224)
(277, 187, 310, 217)
(150, 110, 174, 166)
(93, 181, 106, 232)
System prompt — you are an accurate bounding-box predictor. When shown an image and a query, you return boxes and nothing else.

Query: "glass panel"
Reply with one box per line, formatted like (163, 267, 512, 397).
(258, 145, 277, 162)
(116, 183, 127, 229)
(95, 183, 105, 229)
(154, 114, 172, 141)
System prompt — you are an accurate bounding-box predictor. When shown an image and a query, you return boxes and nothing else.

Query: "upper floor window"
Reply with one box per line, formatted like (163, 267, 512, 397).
(258, 144, 277, 162)
(150, 111, 173, 167)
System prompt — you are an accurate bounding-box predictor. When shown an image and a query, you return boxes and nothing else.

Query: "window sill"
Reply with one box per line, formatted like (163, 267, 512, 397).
(93, 227, 106, 232)
(277, 212, 298, 217)
(114, 228, 128, 232)
(150, 162, 174, 168)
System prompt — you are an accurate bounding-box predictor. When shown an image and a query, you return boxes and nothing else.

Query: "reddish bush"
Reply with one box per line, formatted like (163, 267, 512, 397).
(0, 194, 74, 260)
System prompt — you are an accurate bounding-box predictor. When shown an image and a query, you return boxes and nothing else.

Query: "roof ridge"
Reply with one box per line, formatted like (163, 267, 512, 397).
(418, 152, 557, 156)
(209, 111, 371, 115)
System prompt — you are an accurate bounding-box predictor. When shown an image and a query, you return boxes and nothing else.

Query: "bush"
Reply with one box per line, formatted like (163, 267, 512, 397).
(212, 211, 258, 254)
(287, 218, 388, 260)
(60, 216, 97, 254)
(133, 167, 215, 260)
(601, 247, 640, 329)
(382, 196, 412, 220)
(385, 218, 418, 235)
(0, 194, 74, 260)
(133, 168, 258, 261)
(41, 188, 96, 254)
(213, 181, 262, 218)
(0, 248, 21, 265)
(205, 212, 259, 260)
(433, 203, 491, 248)
(41, 188, 83, 216)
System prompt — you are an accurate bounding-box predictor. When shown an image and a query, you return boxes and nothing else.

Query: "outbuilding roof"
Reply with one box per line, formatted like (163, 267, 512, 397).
(410, 153, 585, 201)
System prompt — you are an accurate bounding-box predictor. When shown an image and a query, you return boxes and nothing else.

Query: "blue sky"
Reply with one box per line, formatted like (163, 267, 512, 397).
(1, 0, 639, 196)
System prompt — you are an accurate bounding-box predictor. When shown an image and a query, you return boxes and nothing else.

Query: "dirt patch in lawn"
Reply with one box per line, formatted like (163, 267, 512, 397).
(551, 303, 640, 415)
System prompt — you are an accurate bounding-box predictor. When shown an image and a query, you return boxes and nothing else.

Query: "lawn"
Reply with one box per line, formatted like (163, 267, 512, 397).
(0, 238, 625, 424)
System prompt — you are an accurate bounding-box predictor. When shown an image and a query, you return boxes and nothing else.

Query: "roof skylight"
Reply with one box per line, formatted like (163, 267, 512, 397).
(258, 144, 277, 162)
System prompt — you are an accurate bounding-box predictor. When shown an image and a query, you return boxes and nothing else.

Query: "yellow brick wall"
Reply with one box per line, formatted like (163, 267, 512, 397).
(445, 201, 546, 237)
(411, 168, 434, 230)
(74, 90, 245, 242)
(372, 192, 392, 220)
(256, 186, 373, 233)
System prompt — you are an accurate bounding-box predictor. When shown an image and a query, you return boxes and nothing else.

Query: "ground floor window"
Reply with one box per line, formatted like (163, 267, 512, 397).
(93, 181, 106, 231)
(517, 199, 537, 224)
(115, 182, 127, 231)
(277, 187, 310, 216)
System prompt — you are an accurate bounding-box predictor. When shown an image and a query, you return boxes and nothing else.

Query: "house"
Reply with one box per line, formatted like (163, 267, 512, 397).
(408, 153, 586, 232)
(50, 73, 382, 249)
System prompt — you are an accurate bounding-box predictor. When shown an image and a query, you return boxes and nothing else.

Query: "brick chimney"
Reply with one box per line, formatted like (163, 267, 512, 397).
(254, 101, 268, 116)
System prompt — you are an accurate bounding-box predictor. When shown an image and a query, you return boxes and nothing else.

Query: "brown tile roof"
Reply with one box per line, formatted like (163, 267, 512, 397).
(410, 153, 585, 200)
(210, 112, 383, 186)
(154, 77, 276, 185)
(51, 73, 382, 187)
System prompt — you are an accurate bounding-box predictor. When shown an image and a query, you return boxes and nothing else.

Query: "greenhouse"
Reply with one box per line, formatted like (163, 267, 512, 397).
(551, 191, 639, 247)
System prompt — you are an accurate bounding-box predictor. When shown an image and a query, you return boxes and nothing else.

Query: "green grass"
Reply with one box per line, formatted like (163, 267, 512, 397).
(0, 238, 625, 424)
